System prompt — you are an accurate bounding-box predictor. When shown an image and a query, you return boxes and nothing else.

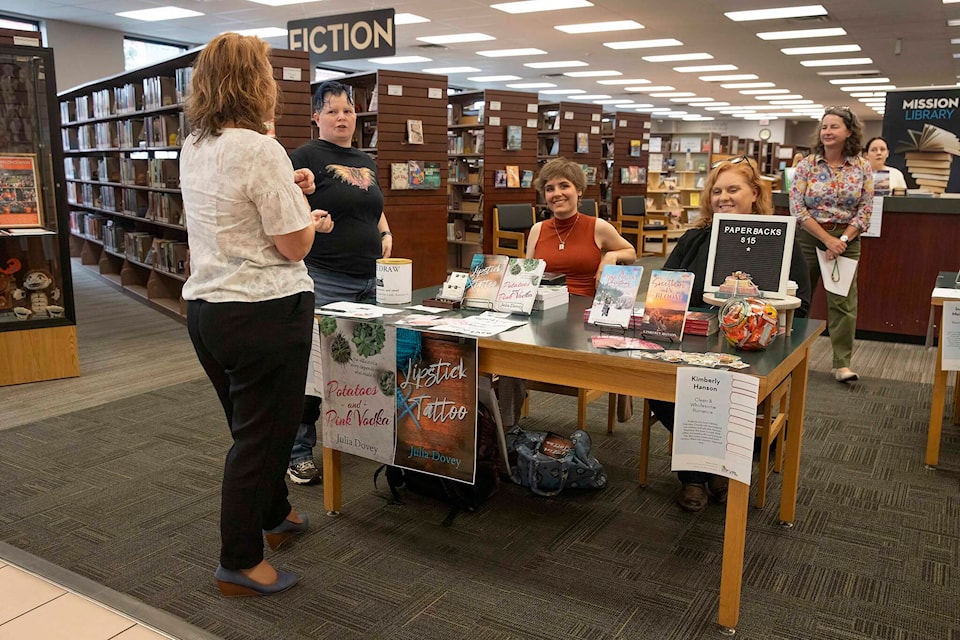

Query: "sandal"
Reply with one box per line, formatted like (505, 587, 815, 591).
(708, 476, 729, 504)
(677, 483, 709, 512)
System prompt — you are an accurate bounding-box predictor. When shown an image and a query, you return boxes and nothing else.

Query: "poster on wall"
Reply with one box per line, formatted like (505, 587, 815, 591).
(394, 328, 478, 484)
(0, 154, 43, 228)
(882, 88, 960, 193)
(319, 317, 397, 464)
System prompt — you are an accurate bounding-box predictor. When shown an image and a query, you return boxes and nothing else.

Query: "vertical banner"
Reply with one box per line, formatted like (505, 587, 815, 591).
(394, 328, 478, 484)
(320, 316, 396, 464)
(882, 88, 960, 193)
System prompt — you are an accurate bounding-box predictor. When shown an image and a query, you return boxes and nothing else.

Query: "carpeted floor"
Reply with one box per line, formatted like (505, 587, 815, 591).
(0, 372, 957, 640)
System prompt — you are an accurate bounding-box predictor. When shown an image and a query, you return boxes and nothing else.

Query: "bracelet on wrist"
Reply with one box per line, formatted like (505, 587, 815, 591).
(381, 231, 392, 238)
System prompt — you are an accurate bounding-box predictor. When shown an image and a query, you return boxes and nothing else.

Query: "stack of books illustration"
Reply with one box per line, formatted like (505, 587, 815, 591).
(896, 124, 960, 194)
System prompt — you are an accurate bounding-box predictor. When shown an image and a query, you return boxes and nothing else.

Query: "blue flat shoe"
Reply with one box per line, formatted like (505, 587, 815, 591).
(214, 564, 298, 597)
(264, 515, 309, 551)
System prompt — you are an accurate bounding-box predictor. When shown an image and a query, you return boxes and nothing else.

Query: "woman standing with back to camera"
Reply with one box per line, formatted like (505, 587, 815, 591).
(180, 33, 333, 596)
(789, 106, 873, 383)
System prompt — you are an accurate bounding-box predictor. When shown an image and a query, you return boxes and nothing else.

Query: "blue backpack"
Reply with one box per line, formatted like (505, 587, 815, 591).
(506, 427, 607, 497)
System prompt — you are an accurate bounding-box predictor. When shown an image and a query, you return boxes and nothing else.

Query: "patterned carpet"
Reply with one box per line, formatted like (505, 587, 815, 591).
(0, 372, 957, 640)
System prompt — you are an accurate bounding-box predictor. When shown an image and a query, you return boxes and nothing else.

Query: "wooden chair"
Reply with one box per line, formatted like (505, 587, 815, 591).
(579, 198, 598, 217)
(493, 204, 535, 258)
(615, 195, 671, 256)
(637, 376, 791, 508)
(522, 382, 616, 433)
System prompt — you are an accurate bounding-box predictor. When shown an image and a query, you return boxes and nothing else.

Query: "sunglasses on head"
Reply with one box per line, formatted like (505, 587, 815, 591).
(711, 154, 755, 170)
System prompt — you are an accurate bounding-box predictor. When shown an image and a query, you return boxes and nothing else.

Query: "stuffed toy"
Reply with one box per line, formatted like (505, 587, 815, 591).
(13, 267, 62, 319)
(0, 257, 21, 312)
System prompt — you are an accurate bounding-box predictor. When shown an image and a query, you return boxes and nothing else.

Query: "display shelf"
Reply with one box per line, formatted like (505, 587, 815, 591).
(536, 101, 603, 216)
(605, 111, 651, 228)
(58, 47, 312, 322)
(447, 89, 538, 271)
(0, 43, 80, 385)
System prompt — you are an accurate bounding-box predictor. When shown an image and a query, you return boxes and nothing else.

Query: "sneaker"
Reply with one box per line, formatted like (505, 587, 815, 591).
(287, 459, 321, 485)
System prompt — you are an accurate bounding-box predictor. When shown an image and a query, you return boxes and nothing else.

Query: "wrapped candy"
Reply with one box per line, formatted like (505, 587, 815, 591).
(718, 296, 778, 351)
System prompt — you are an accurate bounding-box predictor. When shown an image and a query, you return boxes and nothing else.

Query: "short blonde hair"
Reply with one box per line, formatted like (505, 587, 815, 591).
(696, 157, 771, 228)
(184, 33, 279, 141)
(534, 157, 587, 195)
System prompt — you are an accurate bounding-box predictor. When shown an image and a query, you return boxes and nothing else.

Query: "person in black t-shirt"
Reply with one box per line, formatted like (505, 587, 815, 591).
(286, 81, 393, 485)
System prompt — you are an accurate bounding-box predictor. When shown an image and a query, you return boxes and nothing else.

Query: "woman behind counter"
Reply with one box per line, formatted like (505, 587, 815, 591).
(863, 136, 908, 192)
(649, 156, 811, 511)
(497, 158, 636, 428)
(180, 33, 333, 596)
(789, 106, 873, 383)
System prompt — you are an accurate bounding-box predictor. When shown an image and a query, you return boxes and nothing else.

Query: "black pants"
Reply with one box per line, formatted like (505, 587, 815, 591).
(648, 399, 712, 485)
(187, 291, 314, 570)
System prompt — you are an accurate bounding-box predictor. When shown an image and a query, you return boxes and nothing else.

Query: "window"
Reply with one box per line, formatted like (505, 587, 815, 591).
(0, 16, 40, 31)
(123, 37, 187, 71)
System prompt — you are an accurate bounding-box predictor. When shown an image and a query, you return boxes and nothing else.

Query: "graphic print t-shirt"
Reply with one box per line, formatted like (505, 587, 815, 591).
(289, 139, 385, 278)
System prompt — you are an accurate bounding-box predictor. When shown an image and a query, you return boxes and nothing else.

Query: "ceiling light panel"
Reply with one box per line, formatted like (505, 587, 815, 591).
(604, 39, 682, 49)
(650, 92, 695, 97)
(556, 20, 643, 33)
(492, 0, 594, 14)
(673, 64, 738, 72)
(417, 33, 495, 44)
(642, 52, 713, 62)
(800, 58, 873, 67)
(478, 48, 546, 57)
(754, 94, 804, 100)
(840, 85, 895, 91)
(571, 94, 612, 99)
(116, 6, 203, 20)
(756, 27, 846, 40)
(394, 13, 430, 25)
(829, 77, 889, 84)
(816, 69, 879, 76)
(524, 60, 588, 68)
(781, 44, 861, 55)
(725, 5, 827, 21)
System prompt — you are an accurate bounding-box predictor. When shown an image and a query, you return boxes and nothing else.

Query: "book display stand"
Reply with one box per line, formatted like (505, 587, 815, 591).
(0, 38, 80, 385)
(59, 47, 312, 322)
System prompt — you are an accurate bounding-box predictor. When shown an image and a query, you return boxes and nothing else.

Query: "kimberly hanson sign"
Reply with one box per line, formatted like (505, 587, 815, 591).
(288, 9, 395, 64)
(704, 213, 796, 299)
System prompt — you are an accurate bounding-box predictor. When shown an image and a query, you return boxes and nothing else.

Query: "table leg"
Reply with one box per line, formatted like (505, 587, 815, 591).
(927, 322, 948, 468)
(718, 479, 749, 633)
(322, 446, 342, 515)
(779, 350, 809, 526)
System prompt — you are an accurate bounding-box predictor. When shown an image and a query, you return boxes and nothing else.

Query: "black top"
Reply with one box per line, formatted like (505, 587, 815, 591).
(289, 139, 384, 278)
(663, 226, 812, 317)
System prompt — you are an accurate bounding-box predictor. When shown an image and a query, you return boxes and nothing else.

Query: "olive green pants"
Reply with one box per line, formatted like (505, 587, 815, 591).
(797, 227, 859, 369)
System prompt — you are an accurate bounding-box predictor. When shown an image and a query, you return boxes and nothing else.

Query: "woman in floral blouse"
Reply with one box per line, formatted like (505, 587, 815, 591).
(789, 106, 873, 383)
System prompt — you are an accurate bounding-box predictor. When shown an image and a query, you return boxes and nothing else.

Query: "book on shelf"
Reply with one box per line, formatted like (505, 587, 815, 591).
(639, 270, 695, 342)
(630, 139, 642, 157)
(683, 311, 719, 336)
(648, 153, 663, 172)
(422, 162, 442, 189)
(576, 131, 589, 154)
(494, 169, 507, 188)
(390, 163, 409, 190)
(587, 265, 644, 327)
(408, 160, 425, 188)
(368, 85, 378, 112)
(689, 192, 700, 207)
(506, 125, 522, 150)
(521, 169, 533, 188)
(406, 119, 424, 144)
(506, 165, 520, 188)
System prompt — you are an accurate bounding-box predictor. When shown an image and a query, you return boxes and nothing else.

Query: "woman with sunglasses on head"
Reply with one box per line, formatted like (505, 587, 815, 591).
(789, 106, 873, 383)
(647, 156, 811, 511)
(863, 136, 908, 192)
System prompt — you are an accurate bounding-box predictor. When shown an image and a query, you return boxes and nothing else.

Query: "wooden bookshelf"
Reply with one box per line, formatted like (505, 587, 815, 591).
(59, 48, 312, 322)
(536, 101, 603, 215)
(333, 70, 449, 289)
(448, 89, 539, 270)
(0, 27, 43, 46)
(606, 111, 651, 218)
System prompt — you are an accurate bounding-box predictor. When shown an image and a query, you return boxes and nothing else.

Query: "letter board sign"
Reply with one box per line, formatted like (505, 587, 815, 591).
(704, 213, 796, 299)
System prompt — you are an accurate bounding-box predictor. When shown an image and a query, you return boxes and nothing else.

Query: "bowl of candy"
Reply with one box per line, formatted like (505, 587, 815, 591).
(719, 296, 778, 351)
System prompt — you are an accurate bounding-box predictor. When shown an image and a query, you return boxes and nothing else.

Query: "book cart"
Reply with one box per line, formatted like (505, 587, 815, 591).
(448, 89, 538, 271)
(59, 47, 312, 322)
(0, 35, 80, 386)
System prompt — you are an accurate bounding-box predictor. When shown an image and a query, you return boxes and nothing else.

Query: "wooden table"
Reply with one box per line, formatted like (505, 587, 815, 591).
(926, 272, 960, 468)
(321, 293, 824, 634)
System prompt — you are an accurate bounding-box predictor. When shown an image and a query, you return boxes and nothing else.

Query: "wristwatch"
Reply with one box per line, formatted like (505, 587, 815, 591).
(839, 234, 849, 242)
(381, 231, 392, 238)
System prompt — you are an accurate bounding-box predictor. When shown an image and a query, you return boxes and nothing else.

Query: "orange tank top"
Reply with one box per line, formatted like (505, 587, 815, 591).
(534, 213, 600, 297)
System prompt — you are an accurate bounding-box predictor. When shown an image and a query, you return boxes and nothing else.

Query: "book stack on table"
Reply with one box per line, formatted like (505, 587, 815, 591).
(683, 311, 720, 336)
(533, 285, 569, 311)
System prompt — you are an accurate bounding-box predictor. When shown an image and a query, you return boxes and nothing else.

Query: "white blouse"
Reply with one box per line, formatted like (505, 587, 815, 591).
(180, 128, 314, 303)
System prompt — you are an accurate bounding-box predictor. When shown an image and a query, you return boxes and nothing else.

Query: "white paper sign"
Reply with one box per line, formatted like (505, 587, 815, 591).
(282, 67, 302, 81)
(527, 103, 539, 113)
(564, 111, 574, 120)
(861, 196, 883, 238)
(428, 87, 443, 99)
(644, 121, 651, 129)
(672, 367, 759, 484)
(942, 301, 960, 370)
(490, 101, 501, 111)
(591, 125, 600, 134)
(620, 119, 628, 127)
(387, 84, 403, 96)
(592, 113, 601, 122)
(816, 248, 858, 297)
(649, 137, 662, 152)
(488, 115, 501, 126)
(526, 118, 538, 128)
(305, 319, 323, 396)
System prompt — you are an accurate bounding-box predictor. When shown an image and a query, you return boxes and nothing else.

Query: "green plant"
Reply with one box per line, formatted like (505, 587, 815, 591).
(523, 258, 539, 272)
(377, 370, 396, 396)
(353, 322, 386, 357)
(319, 316, 338, 337)
(330, 333, 352, 364)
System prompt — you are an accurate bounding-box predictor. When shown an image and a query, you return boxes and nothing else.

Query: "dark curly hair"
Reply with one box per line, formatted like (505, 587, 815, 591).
(812, 106, 864, 158)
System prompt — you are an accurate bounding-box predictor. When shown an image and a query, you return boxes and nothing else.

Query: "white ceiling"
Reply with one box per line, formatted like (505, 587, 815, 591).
(5, 0, 960, 122)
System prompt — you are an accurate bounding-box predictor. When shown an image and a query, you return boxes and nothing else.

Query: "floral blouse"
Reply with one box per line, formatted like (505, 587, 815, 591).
(788, 154, 873, 233)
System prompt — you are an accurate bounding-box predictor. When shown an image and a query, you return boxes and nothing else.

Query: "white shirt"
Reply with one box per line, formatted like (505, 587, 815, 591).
(180, 128, 314, 303)
(885, 165, 908, 191)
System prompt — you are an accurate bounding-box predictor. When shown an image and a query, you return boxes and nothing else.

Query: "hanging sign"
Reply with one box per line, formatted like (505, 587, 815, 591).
(288, 9, 396, 64)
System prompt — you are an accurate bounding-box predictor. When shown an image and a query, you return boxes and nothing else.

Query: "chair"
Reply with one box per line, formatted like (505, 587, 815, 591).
(579, 198, 598, 217)
(522, 382, 616, 433)
(493, 204, 535, 258)
(616, 195, 645, 249)
(637, 376, 791, 508)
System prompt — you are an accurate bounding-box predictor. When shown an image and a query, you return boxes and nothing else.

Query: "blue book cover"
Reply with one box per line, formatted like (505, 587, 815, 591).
(587, 265, 644, 328)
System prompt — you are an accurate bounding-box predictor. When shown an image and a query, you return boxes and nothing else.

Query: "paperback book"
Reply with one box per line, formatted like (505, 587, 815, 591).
(462, 254, 546, 314)
(506, 165, 520, 188)
(506, 125, 522, 150)
(640, 270, 695, 341)
(587, 265, 644, 328)
(683, 311, 719, 336)
(406, 119, 424, 144)
(463, 254, 510, 310)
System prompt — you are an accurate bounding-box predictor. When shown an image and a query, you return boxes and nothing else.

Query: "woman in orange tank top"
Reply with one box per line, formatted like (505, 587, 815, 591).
(525, 158, 636, 297)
